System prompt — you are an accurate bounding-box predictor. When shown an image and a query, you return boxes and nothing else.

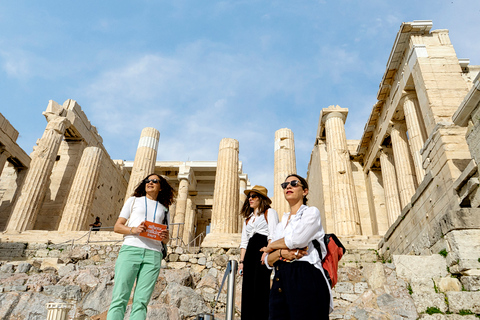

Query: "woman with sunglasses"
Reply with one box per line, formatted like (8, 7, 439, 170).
(239, 185, 279, 320)
(261, 174, 332, 320)
(107, 173, 176, 320)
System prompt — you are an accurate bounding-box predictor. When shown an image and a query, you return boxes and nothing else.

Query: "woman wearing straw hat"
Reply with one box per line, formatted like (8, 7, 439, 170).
(239, 185, 279, 320)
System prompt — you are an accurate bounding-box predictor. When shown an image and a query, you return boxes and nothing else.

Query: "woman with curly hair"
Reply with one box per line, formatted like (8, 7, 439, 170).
(107, 173, 176, 320)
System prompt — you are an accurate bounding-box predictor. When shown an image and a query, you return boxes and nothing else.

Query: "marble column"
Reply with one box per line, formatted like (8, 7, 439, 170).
(238, 174, 248, 233)
(390, 121, 417, 208)
(182, 196, 196, 245)
(379, 148, 402, 225)
(172, 177, 189, 245)
(0, 147, 10, 177)
(125, 127, 159, 198)
(402, 94, 426, 184)
(6, 116, 70, 232)
(58, 146, 104, 231)
(321, 106, 361, 235)
(211, 138, 239, 234)
(274, 128, 297, 216)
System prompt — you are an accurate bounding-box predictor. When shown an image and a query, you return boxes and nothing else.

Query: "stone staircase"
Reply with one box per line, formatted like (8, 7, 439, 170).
(0, 232, 479, 319)
(331, 245, 480, 319)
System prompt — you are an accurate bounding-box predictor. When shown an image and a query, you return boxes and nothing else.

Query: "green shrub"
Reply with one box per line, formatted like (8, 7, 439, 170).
(459, 309, 474, 316)
(425, 307, 443, 315)
(438, 249, 448, 257)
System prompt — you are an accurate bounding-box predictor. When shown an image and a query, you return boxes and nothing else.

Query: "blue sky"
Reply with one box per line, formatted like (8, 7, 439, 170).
(1, 1, 479, 195)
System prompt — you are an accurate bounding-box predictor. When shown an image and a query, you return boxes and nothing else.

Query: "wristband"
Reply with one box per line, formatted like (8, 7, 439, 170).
(239, 260, 244, 264)
(129, 227, 133, 234)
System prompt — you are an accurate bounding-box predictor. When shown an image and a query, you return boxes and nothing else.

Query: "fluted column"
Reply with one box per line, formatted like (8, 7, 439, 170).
(211, 138, 239, 233)
(0, 147, 10, 177)
(58, 146, 104, 231)
(172, 177, 189, 244)
(6, 116, 70, 232)
(238, 174, 248, 233)
(390, 121, 417, 208)
(274, 128, 297, 216)
(182, 197, 195, 245)
(402, 94, 426, 184)
(379, 148, 402, 225)
(322, 106, 361, 235)
(125, 127, 160, 198)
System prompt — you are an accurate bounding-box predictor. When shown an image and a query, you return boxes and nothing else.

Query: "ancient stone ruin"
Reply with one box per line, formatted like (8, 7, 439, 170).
(0, 20, 479, 319)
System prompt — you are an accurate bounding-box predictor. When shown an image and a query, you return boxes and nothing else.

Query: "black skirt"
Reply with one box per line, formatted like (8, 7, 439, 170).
(241, 233, 271, 320)
(269, 260, 330, 320)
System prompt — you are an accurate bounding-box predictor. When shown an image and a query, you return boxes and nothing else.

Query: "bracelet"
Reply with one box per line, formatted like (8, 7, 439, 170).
(129, 227, 133, 234)
(279, 249, 284, 261)
(239, 260, 244, 264)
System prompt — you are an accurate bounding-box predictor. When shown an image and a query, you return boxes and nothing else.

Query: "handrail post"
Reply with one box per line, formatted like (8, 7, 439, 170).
(226, 260, 238, 320)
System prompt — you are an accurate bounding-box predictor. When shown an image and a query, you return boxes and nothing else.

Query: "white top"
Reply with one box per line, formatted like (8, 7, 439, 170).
(240, 208, 279, 249)
(119, 196, 170, 252)
(265, 205, 333, 313)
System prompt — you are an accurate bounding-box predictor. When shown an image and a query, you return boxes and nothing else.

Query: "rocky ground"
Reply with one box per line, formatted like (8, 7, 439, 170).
(0, 240, 479, 319)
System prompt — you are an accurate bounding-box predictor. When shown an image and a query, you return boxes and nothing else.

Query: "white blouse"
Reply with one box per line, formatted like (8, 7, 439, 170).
(240, 208, 279, 249)
(265, 205, 333, 313)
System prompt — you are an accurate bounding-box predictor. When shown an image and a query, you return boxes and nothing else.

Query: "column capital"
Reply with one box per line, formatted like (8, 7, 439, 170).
(319, 106, 348, 138)
(178, 164, 194, 183)
(239, 173, 248, 182)
(320, 106, 348, 124)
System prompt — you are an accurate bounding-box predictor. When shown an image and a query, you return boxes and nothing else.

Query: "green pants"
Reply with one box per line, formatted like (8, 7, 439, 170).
(107, 245, 162, 320)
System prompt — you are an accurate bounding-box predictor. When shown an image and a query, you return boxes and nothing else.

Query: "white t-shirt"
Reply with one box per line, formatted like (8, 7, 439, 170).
(240, 208, 279, 249)
(119, 196, 169, 252)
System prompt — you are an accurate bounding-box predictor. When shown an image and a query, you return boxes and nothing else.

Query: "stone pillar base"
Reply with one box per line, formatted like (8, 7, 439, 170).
(200, 232, 241, 248)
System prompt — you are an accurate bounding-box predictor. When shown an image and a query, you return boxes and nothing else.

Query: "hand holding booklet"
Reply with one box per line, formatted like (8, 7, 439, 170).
(139, 221, 168, 241)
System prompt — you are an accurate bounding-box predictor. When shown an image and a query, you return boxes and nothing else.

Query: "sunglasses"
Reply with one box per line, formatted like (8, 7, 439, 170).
(144, 178, 160, 184)
(247, 194, 259, 199)
(281, 180, 302, 189)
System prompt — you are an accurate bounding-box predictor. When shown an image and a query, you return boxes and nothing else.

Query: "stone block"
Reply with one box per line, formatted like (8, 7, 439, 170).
(411, 277, 436, 294)
(362, 263, 386, 289)
(394, 254, 448, 281)
(445, 229, 480, 273)
(15, 263, 32, 274)
(435, 277, 462, 292)
(354, 282, 368, 294)
(411, 292, 448, 313)
(168, 262, 187, 269)
(0, 264, 14, 273)
(446, 291, 480, 313)
(335, 282, 354, 294)
(461, 275, 480, 291)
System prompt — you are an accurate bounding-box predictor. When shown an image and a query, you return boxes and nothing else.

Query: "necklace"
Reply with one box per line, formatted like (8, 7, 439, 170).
(144, 196, 159, 222)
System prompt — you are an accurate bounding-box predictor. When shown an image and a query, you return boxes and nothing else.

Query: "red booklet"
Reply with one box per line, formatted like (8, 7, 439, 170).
(138, 221, 167, 241)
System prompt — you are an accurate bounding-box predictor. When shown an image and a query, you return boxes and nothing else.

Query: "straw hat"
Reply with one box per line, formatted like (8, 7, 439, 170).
(244, 185, 272, 204)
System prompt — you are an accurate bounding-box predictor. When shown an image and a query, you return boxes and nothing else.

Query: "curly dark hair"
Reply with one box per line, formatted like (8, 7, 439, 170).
(132, 173, 176, 207)
(240, 192, 271, 221)
(285, 174, 309, 205)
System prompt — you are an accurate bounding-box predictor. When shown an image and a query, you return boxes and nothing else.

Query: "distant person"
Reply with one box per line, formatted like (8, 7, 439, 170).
(238, 185, 279, 320)
(106, 173, 176, 320)
(261, 174, 332, 319)
(89, 217, 102, 231)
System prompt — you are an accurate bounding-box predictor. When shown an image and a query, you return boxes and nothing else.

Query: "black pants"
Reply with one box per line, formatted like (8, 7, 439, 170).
(269, 261, 330, 320)
(241, 233, 271, 320)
